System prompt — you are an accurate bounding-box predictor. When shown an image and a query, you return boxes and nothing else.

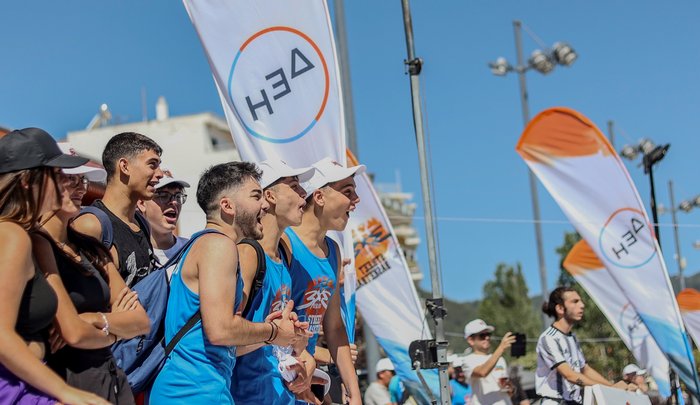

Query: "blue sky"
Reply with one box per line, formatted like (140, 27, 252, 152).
(2, 1, 700, 302)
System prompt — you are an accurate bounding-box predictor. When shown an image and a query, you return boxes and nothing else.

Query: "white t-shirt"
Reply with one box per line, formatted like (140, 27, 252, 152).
(153, 236, 188, 279)
(364, 381, 392, 405)
(463, 353, 513, 405)
(536, 326, 586, 404)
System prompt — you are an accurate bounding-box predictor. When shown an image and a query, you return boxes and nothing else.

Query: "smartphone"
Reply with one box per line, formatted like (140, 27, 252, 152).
(510, 333, 526, 358)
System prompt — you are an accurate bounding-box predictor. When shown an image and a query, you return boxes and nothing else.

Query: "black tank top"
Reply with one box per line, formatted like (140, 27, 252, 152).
(48, 243, 114, 372)
(16, 268, 58, 343)
(93, 200, 153, 286)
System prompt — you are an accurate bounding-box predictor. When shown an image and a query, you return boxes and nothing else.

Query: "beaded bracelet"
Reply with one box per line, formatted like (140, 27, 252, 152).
(98, 312, 110, 336)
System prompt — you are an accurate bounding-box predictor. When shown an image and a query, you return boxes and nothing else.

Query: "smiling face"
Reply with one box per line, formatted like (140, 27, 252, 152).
(55, 173, 87, 220)
(317, 175, 360, 231)
(123, 149, 163, 199)
(142, 184, 185, 236)
(265, 176, 307, 227)
(231, 176, 269, 240)
(467, 331, 493, 353)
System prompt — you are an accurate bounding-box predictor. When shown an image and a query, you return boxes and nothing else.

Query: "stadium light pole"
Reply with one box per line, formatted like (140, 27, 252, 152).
(489, 20, 578, 329)
(620, 139, 684, 403)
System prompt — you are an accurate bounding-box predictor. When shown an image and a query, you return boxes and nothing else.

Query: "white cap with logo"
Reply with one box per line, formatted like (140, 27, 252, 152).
(156, 167, 190, 189)
(464, 319, 495, 338)
(622, 364, 646, 376)
(376, 358, 395, 373)
(58, 142, 107, 182)
(259, 159, 314, 190)
(301, 157, 366, 195)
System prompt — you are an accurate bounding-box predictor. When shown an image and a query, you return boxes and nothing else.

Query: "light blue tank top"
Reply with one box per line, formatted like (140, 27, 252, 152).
(231, 249, 297, 404)
(150, 232, 243, 404)
(284, 228, 338, 354)
(450, 379, 472, 405)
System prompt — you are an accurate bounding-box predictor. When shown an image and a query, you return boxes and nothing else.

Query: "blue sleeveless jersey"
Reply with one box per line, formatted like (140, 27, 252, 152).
(231, 250, 297, 404)
(150, 236, 244, 404)
(450, 379, 472, 405)
(284, 228, 338, 354)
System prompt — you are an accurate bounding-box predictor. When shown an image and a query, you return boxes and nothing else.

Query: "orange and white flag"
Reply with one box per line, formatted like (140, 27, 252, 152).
(517, 107, 699, 395)
(564, 240, 670, 396)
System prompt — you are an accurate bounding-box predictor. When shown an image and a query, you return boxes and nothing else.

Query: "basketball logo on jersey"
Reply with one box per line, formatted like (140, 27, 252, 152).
(296, 276, 334, 333)
(270, 284, 292, 314)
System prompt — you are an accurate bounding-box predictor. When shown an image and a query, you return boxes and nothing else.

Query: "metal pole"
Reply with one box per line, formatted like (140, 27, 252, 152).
(648, 164, 682, 405)
(607, 120, 615, 148)
(332, 0, 359, 157)
(400, 1, 450, 403)
(649, 164, 661, 247)
(513, 20, 549, 329)
(669, 180, 686, 290)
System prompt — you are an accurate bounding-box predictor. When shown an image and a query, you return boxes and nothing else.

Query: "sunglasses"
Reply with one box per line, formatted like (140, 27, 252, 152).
(474, 332, 492, 340)
(62, 174, 89, 189)
(153, 191, 187, 205)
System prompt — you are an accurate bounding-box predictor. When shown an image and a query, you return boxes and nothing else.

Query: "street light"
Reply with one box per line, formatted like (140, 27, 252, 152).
(620, 139, 670, 242)
(489, 21, 578, 328)
(658, 181, 691, 291)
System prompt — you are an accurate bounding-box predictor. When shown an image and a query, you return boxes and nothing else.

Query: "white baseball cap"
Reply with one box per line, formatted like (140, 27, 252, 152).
(376, 358, 395, 373)
(312, 368, 332, 396)
(464, 319, 495, 338)
(258, 159, 314, 190)
(58, 142, 107, 182)
(622, 364, 646, 376)
(157, 177, 190, 190)
(302, 157, 366, 195)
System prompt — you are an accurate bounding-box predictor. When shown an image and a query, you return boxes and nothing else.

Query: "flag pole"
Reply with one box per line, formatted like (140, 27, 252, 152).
(400, 1, 450, 403)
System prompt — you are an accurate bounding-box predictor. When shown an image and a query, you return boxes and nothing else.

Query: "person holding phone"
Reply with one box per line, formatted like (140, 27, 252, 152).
(462, 318, 516, 405)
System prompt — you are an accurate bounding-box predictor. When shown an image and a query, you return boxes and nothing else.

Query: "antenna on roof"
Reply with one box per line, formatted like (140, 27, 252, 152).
(141, 86, 148, 122)
(86, 104, 112, 130)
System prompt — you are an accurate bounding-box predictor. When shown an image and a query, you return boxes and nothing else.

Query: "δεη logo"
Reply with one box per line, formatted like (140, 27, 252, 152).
(598, 208, 656, 269)
(228, 26, 329, 144)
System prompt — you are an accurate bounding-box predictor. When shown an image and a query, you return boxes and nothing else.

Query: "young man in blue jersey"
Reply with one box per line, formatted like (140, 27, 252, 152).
(150, 162, 307, 404)
(232, 159, 320, 404)
(284, 157, 364, 405)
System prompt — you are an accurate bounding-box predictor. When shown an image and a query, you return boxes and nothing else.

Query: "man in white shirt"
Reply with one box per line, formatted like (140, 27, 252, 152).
(462, 319, 516, 405)
(364, 358, 396, 405)
(536, 287, 635, 404)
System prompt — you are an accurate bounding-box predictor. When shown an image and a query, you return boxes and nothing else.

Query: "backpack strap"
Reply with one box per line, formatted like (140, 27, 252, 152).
(163, 228, 223, 356)
(165, 311, 201, 357)
(78, 206, 114, 249)
(239, 238, 266, 318)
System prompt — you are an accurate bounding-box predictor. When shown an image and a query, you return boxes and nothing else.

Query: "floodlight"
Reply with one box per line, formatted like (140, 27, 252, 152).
(529, 50, 555, 74)
(552, 42, 577, 66)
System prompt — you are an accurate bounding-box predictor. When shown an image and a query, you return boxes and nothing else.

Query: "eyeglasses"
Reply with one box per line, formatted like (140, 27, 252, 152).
(475, 332, 492, 340)
(63, 174, 89, 189)
(153, 191, 187, 205)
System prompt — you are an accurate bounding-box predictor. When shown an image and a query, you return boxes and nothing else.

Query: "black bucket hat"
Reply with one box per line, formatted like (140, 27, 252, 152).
(0, 127, 88, 174)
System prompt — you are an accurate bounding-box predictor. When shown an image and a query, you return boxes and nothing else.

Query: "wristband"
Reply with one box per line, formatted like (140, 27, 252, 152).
(265, 321, 279, 344)
(98, 312, 109, 336)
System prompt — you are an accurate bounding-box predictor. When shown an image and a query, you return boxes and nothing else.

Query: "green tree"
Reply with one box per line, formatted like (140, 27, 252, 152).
(555, 231, 634, 380)
(478, 263, 542, 368)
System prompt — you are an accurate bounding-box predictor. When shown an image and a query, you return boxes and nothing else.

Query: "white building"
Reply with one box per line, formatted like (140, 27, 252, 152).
(375, 182, 423, 282)
(67, 99, 240, 237)
(67, 101, 423, 282)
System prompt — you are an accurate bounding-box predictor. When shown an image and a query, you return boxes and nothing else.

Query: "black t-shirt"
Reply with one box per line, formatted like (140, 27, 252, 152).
(93, 200, 153, 287)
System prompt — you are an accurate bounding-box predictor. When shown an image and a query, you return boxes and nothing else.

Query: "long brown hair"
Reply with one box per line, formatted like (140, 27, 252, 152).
(0, 167, 61, 230)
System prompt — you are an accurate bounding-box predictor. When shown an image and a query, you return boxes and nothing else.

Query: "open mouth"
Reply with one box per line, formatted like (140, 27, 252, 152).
(163, 209, 178, 224)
